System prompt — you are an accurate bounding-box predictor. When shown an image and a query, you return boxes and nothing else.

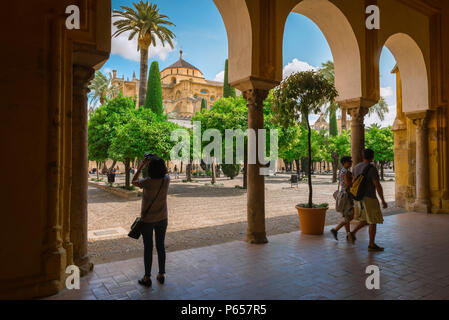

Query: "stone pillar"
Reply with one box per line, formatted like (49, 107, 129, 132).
(347, 106, 369, 165)
(243, 88, 269, 244)
(409, 111, 431, 213)
(341, 107, 347, 131)
(71, 65, 95, 275)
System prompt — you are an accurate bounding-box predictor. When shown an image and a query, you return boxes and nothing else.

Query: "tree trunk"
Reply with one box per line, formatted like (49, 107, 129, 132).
(295, 159, 300, 176)
(332, 153, 338, 183)
(108, 161, 117, 174)
(102, 162, 108, 174)
(380, 161, 385, 181)
(180, 161, 183, 174)
(125, 158, 130, 188)
(138, 46, 149, 108)
(96, 161, 99, 179)
(186, 163, 193, 182)
(211, 159, 217, 185)
(306, 119, 313, 208)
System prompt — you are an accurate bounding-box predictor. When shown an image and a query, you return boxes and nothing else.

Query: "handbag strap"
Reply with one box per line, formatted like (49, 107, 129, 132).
(142, 178, 166, 218)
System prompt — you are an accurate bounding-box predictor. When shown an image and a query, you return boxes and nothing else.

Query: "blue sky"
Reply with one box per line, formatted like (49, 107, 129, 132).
(103, 0, 397, 127)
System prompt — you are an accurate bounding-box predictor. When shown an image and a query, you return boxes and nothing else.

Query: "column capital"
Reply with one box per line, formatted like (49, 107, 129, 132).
(406, 110, 430, 127)
(243, 88, 269, 112)
(347, 106, 369, 123)
(73, 65, 95, 95)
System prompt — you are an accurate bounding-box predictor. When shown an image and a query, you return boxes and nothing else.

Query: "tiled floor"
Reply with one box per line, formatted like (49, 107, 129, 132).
(48, 212, 449, 300)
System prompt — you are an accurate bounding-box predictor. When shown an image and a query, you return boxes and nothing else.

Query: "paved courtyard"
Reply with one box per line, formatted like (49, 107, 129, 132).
(50, 213, 449, 300)
(88, 173, 401, 264)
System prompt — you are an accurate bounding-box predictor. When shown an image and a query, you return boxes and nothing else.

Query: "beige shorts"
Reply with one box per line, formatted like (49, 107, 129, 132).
(356, 197, 384, 225)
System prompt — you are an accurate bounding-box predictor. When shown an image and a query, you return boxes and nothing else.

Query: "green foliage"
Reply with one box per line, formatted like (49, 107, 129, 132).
(88, 94, 136, 163)
(223, 59, 236, 98)
(369, 97, 389, 121)
(221, 164, 241, 180)
(201, 98, 207, 111)
(144, 61, 163, 115)
(328, 103, 338, 137)
(328, 130, 351, 161)
(366, 126, 394, 163)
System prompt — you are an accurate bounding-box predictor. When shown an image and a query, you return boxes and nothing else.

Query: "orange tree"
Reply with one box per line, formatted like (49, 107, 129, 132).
(272, 71, 337, 208)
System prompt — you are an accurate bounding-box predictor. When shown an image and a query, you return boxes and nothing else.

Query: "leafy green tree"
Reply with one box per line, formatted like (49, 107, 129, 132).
(88, 94, 136, 174)
(113, 1, 175, 107)
(273, 71, 337, 208)
(144, 61, 163, 115)
(366, 126, 394, 180)
(223, 59, 236, 98)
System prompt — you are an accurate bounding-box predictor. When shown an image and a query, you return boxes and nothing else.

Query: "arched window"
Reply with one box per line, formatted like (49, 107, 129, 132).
(210, 96, 215, 101)
(200, 89, 208, 94)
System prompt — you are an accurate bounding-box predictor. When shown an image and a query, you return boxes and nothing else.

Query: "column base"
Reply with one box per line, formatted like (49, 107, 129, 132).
(413, 199, 431, 213)
(246, 232, 268, 244)
(75, 256, 94, 277)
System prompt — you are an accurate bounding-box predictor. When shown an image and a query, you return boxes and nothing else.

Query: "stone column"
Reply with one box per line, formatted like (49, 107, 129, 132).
(409, 111, 431, 213)
(347, 106, 369, 165)
(71, 65, 95, 275)
(341, 107, 347, 131)
(243, 88, 269, 244)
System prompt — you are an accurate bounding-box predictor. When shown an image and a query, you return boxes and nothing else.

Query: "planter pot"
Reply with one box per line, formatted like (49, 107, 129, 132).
(295, 205, 328, 235)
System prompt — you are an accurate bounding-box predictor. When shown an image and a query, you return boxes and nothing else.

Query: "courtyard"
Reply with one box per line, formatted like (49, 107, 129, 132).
(88, 172, 401, 264)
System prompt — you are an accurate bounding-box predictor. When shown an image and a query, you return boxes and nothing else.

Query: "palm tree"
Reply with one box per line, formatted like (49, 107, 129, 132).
(369, 97, 389, 121)
(113, 1, 175, 107)
(88, 71, 119, 111)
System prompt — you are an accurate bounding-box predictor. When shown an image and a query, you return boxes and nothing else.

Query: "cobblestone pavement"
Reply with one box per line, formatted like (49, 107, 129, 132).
(88, 173, 401, 264)
(51, 213, 449, 300)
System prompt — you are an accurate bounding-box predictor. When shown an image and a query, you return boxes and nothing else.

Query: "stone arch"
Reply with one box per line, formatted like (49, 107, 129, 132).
(289, 0, 362, 100)
(383, 33, 429, 112)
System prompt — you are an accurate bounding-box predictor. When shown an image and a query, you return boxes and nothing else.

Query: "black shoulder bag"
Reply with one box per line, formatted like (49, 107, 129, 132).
(128, 179, 165, 240)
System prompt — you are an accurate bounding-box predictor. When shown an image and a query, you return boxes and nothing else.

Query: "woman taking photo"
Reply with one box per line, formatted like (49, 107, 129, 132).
(132, 156, 170, 287)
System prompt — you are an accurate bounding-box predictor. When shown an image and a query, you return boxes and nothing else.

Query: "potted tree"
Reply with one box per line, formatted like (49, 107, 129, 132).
(272, 71, 337, 235)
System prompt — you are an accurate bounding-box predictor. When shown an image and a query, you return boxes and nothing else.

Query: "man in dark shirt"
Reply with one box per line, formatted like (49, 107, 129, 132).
(351, 149, 388, 251)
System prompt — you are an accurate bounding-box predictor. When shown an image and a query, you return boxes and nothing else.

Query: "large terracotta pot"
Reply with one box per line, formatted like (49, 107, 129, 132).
(295, 205, 328, 235)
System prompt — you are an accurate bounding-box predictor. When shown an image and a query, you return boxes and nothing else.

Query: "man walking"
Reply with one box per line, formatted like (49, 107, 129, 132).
(350, 149, 388, 251)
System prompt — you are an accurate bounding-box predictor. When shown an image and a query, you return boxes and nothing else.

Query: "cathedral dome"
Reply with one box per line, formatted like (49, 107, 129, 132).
(163, 50, 201, 72)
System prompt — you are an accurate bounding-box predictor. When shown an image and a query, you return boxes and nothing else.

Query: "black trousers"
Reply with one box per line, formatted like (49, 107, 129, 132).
(141, 219, 168, 277)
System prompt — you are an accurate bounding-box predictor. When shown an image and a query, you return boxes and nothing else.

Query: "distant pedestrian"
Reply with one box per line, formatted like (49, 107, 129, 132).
(350, 149, 388, 251)
(330, 156, 355, 242)
(174, 165, 179, 179)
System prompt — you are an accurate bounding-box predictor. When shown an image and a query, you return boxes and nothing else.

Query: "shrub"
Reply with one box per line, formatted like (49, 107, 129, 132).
(222, 164, 241, 180)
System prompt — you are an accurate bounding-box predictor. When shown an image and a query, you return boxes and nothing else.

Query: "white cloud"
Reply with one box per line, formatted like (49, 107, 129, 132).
(283, 59, 317, 78)
(380, 86, 394, 98)
(111, 17, 176, 62)
(214, 70, 225, 82)
(103, 68, 112, 75)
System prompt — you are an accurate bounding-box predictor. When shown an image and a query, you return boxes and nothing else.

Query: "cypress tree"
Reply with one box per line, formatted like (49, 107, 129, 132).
(223, 59, 236, 98)
(144, 61, 163, 115)
(201, 98, 207, 111)
(329, 103, 338, 137)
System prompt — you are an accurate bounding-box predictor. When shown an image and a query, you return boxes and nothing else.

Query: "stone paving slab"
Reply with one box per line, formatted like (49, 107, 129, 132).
(49, 212, 449, 300)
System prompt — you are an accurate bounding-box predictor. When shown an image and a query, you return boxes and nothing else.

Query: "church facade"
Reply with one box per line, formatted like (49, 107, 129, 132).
(111, 51, 224, 119)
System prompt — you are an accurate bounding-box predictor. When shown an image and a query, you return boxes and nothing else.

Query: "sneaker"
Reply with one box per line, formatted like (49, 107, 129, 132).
(368, 244, 384, 252)
(330, 229, 338, 241)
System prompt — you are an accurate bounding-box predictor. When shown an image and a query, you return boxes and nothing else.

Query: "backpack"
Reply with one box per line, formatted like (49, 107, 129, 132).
(349, 164, 373, 201)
